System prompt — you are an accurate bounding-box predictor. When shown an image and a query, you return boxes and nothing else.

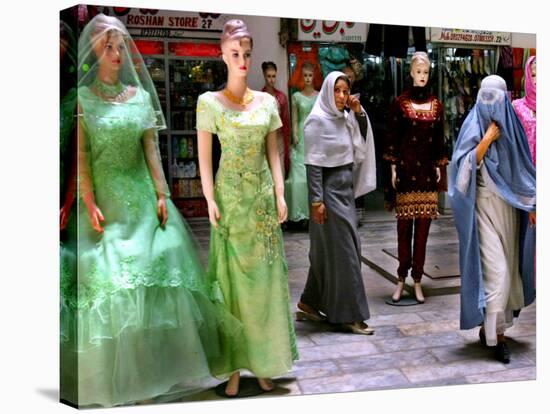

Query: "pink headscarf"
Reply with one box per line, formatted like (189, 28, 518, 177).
(524, 56, 536, 111)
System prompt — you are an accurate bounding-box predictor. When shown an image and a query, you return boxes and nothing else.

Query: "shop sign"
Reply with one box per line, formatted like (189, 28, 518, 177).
(431, 28, 511, 46)
(104, 7, 235, 39)
(298, 20, 367, 43)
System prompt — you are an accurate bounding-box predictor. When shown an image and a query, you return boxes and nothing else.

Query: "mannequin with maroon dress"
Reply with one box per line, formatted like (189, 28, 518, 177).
(383, 52, 447, 304)
(262, 61, 291, 178)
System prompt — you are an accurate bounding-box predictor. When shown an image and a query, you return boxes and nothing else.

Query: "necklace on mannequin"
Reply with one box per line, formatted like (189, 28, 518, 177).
(223, 87, 254, 107)
(93, 78, 129, 102)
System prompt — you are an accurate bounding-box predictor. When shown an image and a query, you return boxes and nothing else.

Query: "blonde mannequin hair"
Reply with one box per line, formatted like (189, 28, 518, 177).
(220, 19, 253, 49)
(411, 51, 430, 68)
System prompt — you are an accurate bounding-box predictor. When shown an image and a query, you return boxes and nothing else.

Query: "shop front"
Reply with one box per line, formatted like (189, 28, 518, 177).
(284, 21, 535, 213)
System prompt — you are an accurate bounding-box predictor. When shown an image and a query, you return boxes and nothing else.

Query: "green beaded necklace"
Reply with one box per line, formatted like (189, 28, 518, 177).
(93, 78, 124, 98)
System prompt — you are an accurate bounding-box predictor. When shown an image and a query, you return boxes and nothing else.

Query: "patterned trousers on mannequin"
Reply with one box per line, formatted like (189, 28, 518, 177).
(397, 218, 432, 282)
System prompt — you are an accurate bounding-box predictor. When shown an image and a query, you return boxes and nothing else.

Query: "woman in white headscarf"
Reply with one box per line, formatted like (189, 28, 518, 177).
(295, 71, 377, 335)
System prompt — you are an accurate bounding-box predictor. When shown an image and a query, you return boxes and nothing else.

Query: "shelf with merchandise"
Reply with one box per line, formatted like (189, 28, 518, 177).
(434, 46, 496, 152)
(137, 38, 226, 218)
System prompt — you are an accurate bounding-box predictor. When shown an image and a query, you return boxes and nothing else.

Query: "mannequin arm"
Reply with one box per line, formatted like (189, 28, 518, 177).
(77, 106, 94, 201)
(266, 130, 288, 223)
(280, 93, 291, 144)
(77, 106, 104, 232)
(142, 128, 170, 197)
(291, 93, 299, 145)
(198, 130, 220, 227)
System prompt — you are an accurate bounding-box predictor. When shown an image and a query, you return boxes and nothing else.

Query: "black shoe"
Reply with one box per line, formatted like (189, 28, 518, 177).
(494, 342, 510, 364)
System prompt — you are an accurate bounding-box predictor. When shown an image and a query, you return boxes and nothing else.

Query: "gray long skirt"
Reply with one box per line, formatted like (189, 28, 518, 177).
(300, 163, 370, 323)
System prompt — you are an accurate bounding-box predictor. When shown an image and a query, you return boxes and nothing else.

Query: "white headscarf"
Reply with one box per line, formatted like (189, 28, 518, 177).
(303, 71, 376, 197)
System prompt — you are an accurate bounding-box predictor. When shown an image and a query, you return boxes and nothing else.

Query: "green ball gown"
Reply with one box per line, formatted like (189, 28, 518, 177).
(285, 91, 318, 221)
(196, 92, 298, 379)
(60, 85, 242, 408)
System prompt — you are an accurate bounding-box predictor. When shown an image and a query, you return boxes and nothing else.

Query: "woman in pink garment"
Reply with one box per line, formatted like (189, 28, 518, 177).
(512, 56, 536, 164)
(512, 55, 536, 283)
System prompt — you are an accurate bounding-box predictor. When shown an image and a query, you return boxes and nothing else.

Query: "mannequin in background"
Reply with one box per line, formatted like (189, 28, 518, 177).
(285, 62, 319, 225)
(383, 52, 447, 304)
(262, 61, 291, 178)
(196, 19, 298, 397)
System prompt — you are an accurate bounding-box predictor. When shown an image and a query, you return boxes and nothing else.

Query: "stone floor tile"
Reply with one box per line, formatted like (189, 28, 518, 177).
(298, 369, 409, 394)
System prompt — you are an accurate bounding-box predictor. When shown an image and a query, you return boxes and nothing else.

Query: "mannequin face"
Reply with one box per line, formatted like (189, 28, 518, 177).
(221, 38, 252, 78)
(530, 61, 536, 86)
(302, 68, 314, 87)
(334, 78, 350, 111)
(94, 31, 126, 73)
(343, 67, 355, 87)
(263, 68, 277, 88)
(410, 62, 430, 87)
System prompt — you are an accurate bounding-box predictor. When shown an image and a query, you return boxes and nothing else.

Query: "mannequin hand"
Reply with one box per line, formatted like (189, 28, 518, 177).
(276, 195, 288, 223)
(60, 195, 75, 230)
(157, 195, 168, 227)
(207, 199, 221, 228)
(391, 164, 397, 190)
(484, 121, 500, 144)
(528, 211, 536, 227)
(83, 194, 105, 233)
(311, 203, 327, 225)
(436, 167, 441, 183)
(347, 94, 362, 113)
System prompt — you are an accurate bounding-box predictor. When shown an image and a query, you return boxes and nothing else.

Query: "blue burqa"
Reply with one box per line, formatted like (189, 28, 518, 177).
(448, 75, 536, 330)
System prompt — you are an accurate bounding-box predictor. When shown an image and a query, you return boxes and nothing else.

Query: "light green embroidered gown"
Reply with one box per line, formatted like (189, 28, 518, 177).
(60, 86, 242, 408)
(285, 91, 317, 221)
(196, 91, 298, 378)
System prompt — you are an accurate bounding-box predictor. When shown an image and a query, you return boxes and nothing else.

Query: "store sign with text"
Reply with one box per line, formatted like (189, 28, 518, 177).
(431, 28, 511, 46)
(298, 20, 367, 43)
(105, 7, 237, 39)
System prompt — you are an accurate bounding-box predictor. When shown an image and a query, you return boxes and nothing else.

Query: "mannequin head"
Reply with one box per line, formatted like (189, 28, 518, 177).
(342, 66, 355, 88)
(93, 30, 126, 74)
(334, 75, 351, 112)
(530, 59, 536, 87)
(90, 14, 129, 75)
(410, 51, 430, 87)
(220, 19, 253, 78)
(302, 62, 315, 89)
(262, 61, 277, 89)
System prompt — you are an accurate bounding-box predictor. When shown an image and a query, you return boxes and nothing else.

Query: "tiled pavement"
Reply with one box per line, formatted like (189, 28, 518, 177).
(177, 213, 536, 402)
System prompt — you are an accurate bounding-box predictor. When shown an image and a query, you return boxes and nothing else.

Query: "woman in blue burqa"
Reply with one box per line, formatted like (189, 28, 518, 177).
(449, 75, 536, 364)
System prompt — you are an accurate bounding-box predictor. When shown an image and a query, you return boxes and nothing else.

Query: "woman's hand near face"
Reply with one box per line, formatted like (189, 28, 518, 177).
(347, 94, 362, 113)
(485, 121, 501, 144)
